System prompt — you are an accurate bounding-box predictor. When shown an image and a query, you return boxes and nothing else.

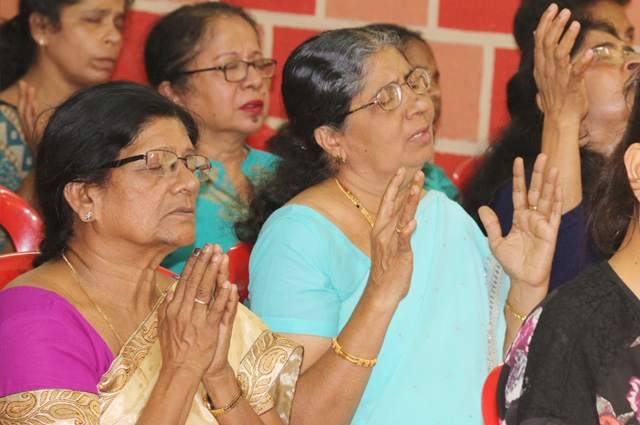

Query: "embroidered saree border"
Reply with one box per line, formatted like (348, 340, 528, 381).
(0, 389, 99, 425)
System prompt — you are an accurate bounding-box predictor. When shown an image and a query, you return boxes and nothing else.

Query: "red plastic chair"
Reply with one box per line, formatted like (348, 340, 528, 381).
(481, 363, 504, 425)
(227, 242, 253, 304)
(0, 251, 178, 290)
(0, 185, 43, 251)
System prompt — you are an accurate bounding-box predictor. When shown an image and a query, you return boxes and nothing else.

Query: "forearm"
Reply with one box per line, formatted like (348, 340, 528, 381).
(540, 115, 582, 212)
(202, 366, 269, 425)
(502, 279, 547, 354)
(290, 289, 399, 425)
(136, 367, 201, 425)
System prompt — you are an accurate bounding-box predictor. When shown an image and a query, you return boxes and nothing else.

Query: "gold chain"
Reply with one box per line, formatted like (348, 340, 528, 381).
(334, 178, 375, 228)
(62, 252, 163, 381)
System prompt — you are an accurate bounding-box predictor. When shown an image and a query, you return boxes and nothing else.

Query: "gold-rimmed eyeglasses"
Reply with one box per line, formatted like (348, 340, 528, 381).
(347, 68, 431, 115)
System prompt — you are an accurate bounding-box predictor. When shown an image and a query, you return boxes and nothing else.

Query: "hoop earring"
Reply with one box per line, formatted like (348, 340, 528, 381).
(335, 155, 346, 164)
(84, 211, 94, 221)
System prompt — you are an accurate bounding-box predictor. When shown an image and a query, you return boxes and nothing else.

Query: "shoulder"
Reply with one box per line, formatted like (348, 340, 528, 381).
(0, 286, 112, 397)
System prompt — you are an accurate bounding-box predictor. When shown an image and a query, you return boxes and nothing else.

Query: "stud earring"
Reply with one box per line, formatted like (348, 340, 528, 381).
(38, 39, 45, 46)
(335, 155, 346, 164)
(84, 211, 94, 221)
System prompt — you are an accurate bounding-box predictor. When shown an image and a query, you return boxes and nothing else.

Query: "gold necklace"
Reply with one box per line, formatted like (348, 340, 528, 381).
(62, 252, 163, 352)
(335, 178, 375, 228)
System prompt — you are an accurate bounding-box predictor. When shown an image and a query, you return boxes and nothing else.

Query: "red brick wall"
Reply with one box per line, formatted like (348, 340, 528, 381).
(3, 0, 640, 177)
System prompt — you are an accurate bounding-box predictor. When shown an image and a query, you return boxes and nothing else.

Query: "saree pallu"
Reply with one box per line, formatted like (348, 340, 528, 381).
(0, 283, 302, 425)
(249, 190, 510, 424)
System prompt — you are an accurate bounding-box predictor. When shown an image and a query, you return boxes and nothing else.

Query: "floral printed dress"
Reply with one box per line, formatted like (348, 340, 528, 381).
(498, 262, 640, 425)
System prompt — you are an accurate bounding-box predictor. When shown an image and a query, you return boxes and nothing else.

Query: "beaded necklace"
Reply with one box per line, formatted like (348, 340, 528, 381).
(334, 178, 375, 228)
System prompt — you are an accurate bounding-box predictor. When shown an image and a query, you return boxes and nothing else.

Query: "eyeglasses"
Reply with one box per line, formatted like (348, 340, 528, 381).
(177, 58, 277, 82)
(347, 68, 431, 115)
(99, 150, 212, 181)
(591, 45, 640, 66)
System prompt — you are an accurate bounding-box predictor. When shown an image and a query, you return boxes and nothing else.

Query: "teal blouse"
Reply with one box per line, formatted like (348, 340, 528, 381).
(163, 146, 277, 273)
(249, 190, 509, 424)
(422, 162, 460, 203)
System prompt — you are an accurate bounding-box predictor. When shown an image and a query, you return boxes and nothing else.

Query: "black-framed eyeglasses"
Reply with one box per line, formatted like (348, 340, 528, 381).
(176, 58, 277, 82)
(99, 150, 212, 181)
(347, 68, 431, 115)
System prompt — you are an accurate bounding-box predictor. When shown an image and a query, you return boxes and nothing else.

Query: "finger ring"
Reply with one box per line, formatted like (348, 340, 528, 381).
(194, 297, 208, 305)
(395, 226, 403, 234)
(528, 205, 538, 211)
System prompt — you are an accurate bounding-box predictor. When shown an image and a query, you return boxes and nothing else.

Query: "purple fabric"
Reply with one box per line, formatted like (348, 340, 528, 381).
(490, 173, 601, 293)
(0, 286, 114, 397)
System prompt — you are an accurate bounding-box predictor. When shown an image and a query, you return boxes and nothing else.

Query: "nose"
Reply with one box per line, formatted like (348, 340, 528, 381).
(240, 62, 264, 90)
(624, 54, 640, 72)
(404, 86, 433, 120)
(105, 20, 123, 47)
(172, 161, 200, 195)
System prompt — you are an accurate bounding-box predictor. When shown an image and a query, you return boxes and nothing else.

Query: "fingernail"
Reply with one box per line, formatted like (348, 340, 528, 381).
(559, 8, 569, 17)
(212, 253, 221, 264)
(203, 244, 212, 253)
(414, 173, 421, 181)
(396, 167, 403, 175)
(222, 280, 230, 288)
(193, 248, 201, 257)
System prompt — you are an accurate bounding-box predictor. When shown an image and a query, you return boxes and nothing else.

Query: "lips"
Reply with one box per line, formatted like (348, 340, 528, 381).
(240, 100, 264, 115)
(94, 57, 118, 71)
(170, 206, 195, 215)
(408, 126, 432, 144)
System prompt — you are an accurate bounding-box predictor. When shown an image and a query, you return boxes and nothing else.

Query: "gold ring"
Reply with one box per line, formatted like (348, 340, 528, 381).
(395, 226, 403, 234)
(528, 205, 538, 211)
(194, 297, 208, 305)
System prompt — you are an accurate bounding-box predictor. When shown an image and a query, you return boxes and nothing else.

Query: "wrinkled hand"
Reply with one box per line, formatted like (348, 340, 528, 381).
(158, 244, 237, 378)
(533, 4, 593, 122)
(479, 154, 563, 290)
(17, 80, 43, 158)
(367, 168, 424, 304)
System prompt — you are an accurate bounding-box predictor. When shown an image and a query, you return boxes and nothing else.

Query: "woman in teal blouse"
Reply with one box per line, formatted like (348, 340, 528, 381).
(144, 3, 278, 272)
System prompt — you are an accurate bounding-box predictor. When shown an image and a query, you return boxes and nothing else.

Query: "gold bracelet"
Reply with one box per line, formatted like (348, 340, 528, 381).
(205, 387, 244, 418)
(331, 336, 377, 367)
(505, 300, 527, 321)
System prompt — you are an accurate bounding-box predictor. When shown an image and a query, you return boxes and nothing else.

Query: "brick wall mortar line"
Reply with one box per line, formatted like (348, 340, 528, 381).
(476, 45, 495, 152)
(427, 0, 439, 28)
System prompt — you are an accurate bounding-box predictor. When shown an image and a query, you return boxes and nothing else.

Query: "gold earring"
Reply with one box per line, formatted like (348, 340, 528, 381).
(84, 211, 94, 221)
(335, 155, 346, 164)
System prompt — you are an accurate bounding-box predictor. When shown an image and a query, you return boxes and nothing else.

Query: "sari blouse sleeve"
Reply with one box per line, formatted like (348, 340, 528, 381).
(248, 209, 340, 338)
(0, 286, 113, 398)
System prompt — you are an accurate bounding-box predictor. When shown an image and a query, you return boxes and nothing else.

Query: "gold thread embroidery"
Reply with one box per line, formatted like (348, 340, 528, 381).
(236, 331, 299, 415)
(0, 390, 99, 425)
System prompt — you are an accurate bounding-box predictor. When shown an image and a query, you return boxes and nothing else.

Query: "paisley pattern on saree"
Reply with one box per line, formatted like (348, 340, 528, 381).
(236, 331, 301, 415)
(0, 389, 99, 425)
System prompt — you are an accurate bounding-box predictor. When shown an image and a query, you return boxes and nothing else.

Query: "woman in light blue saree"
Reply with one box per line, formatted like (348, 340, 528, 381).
(235, 27, 563, 425)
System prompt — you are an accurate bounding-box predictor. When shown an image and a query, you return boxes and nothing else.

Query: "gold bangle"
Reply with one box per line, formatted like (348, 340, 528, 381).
(505, 300, 527, 321)
(205, 387, 244, 418)
(331, 336, 377, 367)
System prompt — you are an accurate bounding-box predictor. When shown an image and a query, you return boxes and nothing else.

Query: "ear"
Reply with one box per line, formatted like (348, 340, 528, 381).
(63, 182, 100, 223)
(29, 12, 53, 46)
(158, 81, 185, 107)
(624, 143, 640, 202)
(314, 125, 346, 160)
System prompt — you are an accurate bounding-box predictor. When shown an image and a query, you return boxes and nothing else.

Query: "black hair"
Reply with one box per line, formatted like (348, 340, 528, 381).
(145, 2, 259, 89)
(514, 0, 630, 54)
(235, 27, 401, 244)
(461, 20, 615, 230)
(34, 81, 198, 266)
(588, 72, 640, 258)
(0, 0, 132, 90)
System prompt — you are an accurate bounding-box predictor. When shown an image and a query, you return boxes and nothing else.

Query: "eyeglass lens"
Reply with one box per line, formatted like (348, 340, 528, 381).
(377, 69, 431, 111)
(224, 59, 276, 81)
(146, 150, 211, 181)
(592, 46, 640, 65)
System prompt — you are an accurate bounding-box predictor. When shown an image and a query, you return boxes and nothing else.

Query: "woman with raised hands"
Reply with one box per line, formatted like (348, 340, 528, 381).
(236, 27, 562, 424)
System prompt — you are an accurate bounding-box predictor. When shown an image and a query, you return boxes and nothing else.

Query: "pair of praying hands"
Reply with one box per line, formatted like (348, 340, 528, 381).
(158, 243, 239, 382)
